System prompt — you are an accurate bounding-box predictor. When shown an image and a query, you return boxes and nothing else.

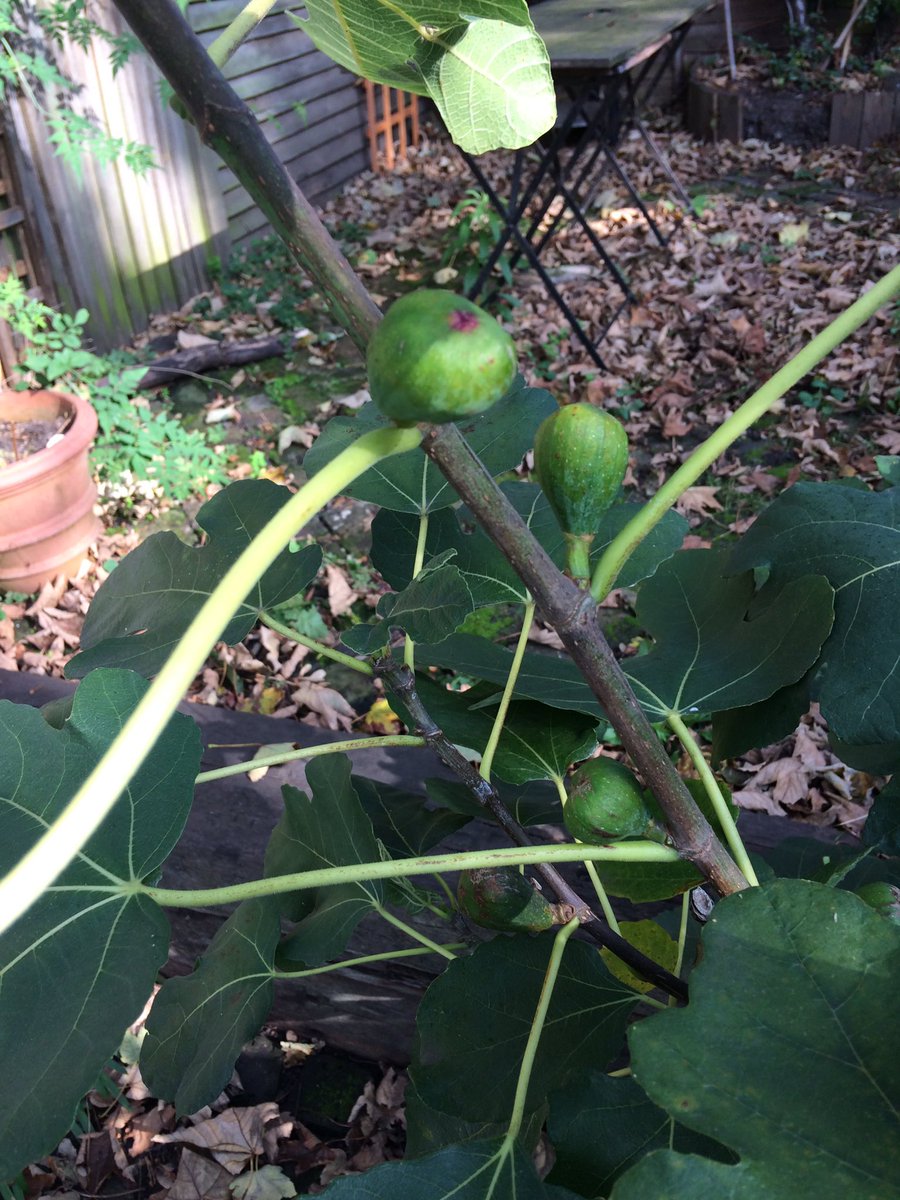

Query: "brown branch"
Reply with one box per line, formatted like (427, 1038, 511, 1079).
(422, 424, 749, 897)
(113, 0, 747, 897)
(380, 659, 688, 1002)
(111, 0, 380, 356)
(135, 336, 285, 390)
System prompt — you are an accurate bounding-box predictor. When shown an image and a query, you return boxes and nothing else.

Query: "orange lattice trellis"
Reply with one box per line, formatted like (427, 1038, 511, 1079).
(363, 81, 420, 171)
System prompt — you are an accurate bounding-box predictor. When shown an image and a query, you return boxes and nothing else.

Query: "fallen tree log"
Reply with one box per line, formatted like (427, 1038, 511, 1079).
(136, 335, 285, 389)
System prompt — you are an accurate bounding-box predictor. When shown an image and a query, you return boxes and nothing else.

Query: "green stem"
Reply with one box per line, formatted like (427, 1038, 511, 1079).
(195, 735, 426, 784)
(404, 510, 430, 671)
(667, 711, 759, 887)
(208, 0, 277, 68)
(259, 611, 373, 675)
(564, 533, 593, 586)
(375, 904, 457, 961)
(480, 600, 535, 781)
(506, 917, 581, 1142)
(0, 426, 421, 938)
(553, 774, 621, 933)
(142, 840, 680, 910)
(669, 890, 691, 1006)
(590, 263, 900, 602)
(432, 872, 457, 909)
(275, 941, 465, 980)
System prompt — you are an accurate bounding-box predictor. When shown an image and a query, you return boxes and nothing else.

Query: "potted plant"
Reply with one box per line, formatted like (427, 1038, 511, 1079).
(0, 389, 100, 592)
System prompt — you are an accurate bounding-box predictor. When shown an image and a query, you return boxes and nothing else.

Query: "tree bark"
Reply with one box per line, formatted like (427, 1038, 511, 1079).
(112, 0, 748, 897)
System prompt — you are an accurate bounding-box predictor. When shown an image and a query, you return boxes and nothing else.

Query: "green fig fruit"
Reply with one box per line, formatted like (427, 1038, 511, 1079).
(367, 289, 517, 425)
(564, 758, 654, 843)
(854, 881, 900, 925)
(533, 403, 629, 581)
(457, 866, 555, 933)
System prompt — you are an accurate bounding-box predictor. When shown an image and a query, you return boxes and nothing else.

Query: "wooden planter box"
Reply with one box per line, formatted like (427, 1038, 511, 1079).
(686, 75, 900, 149)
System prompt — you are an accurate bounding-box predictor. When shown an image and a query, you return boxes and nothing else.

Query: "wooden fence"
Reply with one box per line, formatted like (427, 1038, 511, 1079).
(0, 0, 372, 357)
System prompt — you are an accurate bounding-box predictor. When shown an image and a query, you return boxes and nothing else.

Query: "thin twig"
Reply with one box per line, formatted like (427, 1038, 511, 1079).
(378, 659, 689, 1002)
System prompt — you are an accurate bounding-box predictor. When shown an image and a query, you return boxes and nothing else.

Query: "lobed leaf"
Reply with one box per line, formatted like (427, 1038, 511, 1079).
(265, 755, 385, 965)
(412, 933, 635, 1124)
(294, 0, 556, 154)
(730, 481, 900, 752)
(624, 549, 834, 719)
(68, 480, 322, 679)
(614, 879, 900, 1198)
(0, 670, 201, 1177)
(304, 383, 555, 514)
(141, 898, 282, 1115)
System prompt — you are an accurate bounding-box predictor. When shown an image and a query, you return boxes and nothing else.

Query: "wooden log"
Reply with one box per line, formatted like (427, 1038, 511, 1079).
(135, 334, 285, 389)
(0, 668, 856, 1063)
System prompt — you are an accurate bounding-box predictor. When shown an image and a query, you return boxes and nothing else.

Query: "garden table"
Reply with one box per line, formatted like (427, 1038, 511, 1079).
(463, 0, 713, 367)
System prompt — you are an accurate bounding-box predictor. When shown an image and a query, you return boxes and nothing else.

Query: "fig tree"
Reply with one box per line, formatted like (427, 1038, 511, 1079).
(564, 757, 656, 843)
(533, 403, 629, 582)
(367, 289, 517, 425)
(457, 866, 555, 933)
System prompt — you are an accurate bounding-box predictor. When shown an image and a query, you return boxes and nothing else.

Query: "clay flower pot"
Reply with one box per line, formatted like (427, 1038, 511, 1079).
(0, 389, 101, 593)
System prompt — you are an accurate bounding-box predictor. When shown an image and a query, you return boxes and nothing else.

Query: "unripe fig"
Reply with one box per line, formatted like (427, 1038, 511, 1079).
(854, 882, 900, 925)
(533, 403, 629, 582)
(564, 758, 654, 843)
(457, 866, 555, 933)
(367, 290, 517, 425)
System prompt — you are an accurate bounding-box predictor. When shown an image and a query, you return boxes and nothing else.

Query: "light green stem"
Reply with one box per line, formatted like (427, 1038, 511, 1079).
(0, 426, 422, 938)
(591, 263, 900, 602)
(276, 941, 465, 980)
(553, 774, 621, 933)
(142, 840, 680, 909)
(480, 600, 535, 782)
(195, 735, 426, 784)
(669, 890, 691, 1006)
(208, 0, 277, 68)
(403, 510, 430, 671)
(375, 904, 457, 961)
(259, 611, 373, 675)
(667, 711, 759, 887)
(506, 917, 581, 1142)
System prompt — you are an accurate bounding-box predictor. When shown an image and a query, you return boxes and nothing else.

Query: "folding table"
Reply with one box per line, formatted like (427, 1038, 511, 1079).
(462, 0, 713, 367)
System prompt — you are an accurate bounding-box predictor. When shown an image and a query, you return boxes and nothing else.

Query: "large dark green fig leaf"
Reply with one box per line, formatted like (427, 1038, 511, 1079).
(416, 636, 604, 720)
(426, 777, 561, 827)
(371, 487, 686, 605)
(624, 549, 834, 718)
(412, 934, 635, 1124)
(319, 1138, 582, 1198)
(295, 0, 556, 155)
(387, 675, 597, 785)
(343, 559, 474, 652)
(304, 384, 556, 514)
(265, 755, 385, 965)
(0, 670, 201, 1178)
(68, 480, 322, 679)
(613, 879, 900, 1199)
(547, 1071, 732, 1196)
(141, 898, 282, 1115)
(730, 481, 900, 750)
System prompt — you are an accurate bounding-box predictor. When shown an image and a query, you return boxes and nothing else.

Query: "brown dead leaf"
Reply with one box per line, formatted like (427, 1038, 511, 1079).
(166, 1149, 233, 1200)
(155, 1103, 288, 1173)
(292, 679, 356, 730)
(675, 487, 722, 518)
(326, 563, 359, 617)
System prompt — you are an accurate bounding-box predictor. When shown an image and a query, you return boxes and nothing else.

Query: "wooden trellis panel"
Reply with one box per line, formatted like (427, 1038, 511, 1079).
(364, 81, 420, 171)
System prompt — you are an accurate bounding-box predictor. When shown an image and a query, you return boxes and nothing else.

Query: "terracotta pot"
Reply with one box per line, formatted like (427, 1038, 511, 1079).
(0, 389, 101, 593)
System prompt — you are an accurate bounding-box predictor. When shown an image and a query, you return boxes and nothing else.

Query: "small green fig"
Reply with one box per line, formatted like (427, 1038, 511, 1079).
(533, 403, 629, 581)
(854, 881, 900, 925)
(367, 290, 517, 425)
(457, 866, 555, 933)
(564, 758, 654, 843)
